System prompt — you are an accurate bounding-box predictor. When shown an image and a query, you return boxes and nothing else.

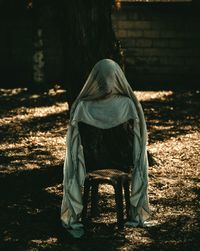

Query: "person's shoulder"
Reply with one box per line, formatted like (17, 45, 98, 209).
(117, 95, 132, 103)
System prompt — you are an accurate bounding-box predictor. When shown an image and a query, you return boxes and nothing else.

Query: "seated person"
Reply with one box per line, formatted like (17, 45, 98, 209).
(61, 59, 150, 236)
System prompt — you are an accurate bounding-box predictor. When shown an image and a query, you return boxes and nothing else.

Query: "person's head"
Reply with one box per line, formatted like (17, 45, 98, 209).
(80, 58, 128, 100)
(92, 58, 122, 88)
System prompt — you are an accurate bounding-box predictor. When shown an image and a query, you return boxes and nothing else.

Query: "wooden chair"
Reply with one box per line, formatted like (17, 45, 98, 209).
(82, 169, 130, 229)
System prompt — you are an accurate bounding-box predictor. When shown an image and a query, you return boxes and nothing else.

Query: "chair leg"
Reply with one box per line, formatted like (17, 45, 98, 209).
(91, 181, 99, 217)
(82, 178, 91, 222)
(113, 180, 124, 229)
(123, 178, 130, 220)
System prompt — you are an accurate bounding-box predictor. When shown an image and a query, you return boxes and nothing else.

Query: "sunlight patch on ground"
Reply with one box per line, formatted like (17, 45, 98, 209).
(135, 91, 173, 101)
(149, 131, 200, 176)
(0, 134, 66, 173)
(148, 131, 200, 225)
(0, 88, 27, 96)
(44, 184, 63, 197)
(0, 102, 67, 126)
(29, 237, 58, 249)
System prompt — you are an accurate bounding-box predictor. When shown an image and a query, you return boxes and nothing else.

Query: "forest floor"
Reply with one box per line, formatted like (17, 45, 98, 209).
(0, 87, 199, 251)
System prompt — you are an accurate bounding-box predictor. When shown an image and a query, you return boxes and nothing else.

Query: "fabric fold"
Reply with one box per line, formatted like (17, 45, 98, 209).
(61, 59, 151, 228)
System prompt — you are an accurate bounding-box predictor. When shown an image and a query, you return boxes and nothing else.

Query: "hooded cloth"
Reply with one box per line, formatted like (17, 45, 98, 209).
(61, 59, 150, 229)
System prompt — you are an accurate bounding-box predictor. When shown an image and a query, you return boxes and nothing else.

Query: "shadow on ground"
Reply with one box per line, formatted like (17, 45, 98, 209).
(0, 88, 199, 250)
(142, 90, 200, 143)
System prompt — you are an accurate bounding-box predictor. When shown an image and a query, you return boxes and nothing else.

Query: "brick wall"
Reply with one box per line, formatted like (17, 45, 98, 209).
(112, 2, 200, 89)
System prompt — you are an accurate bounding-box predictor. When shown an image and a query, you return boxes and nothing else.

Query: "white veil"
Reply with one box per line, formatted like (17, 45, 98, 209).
(61, 59, 150, 230)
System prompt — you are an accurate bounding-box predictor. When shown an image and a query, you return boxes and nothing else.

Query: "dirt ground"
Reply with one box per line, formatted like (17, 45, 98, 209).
(0, 87, 199, 251)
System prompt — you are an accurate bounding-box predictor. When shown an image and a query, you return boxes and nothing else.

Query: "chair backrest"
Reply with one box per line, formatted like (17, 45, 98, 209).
(78, 120, 134, 173)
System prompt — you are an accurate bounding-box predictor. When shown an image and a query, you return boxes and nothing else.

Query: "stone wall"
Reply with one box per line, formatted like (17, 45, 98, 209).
(112, 2, 200, 89)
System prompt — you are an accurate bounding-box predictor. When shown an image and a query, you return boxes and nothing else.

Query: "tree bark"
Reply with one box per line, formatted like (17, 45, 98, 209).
(59, 0, 122, 106)
(16, 0, 122, 102)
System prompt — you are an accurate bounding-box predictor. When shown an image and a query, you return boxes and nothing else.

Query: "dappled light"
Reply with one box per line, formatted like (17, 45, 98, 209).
(0, 88, 68, 173)
(0, 88, 199, 250)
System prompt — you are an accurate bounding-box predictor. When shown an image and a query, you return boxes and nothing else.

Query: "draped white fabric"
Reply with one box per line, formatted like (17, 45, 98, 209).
(61, 59, 150, 229)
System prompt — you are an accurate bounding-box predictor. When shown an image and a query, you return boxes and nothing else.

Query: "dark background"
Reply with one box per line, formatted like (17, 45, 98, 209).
(0, 1, 199, 89)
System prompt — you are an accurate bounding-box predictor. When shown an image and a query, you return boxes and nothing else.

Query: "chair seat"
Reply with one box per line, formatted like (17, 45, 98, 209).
(82, 168, 130, 228)
(87, 169, 128, 180)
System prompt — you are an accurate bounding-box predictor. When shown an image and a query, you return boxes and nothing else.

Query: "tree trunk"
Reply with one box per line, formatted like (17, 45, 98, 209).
(59, 0, 122, 106)
(24, 0, 122, 102)
(57, 0, 128, 169)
